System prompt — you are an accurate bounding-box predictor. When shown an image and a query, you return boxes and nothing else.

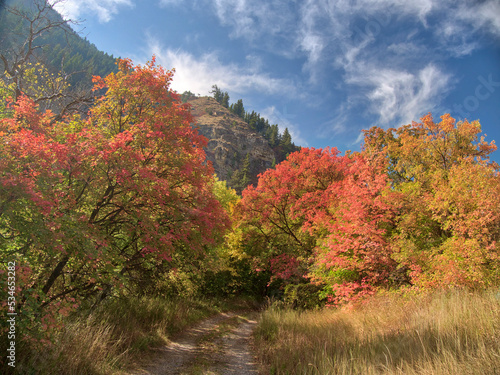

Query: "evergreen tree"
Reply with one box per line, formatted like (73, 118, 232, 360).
(211, 84, 230, 108)
(230, 153, 251, 194)
(222, 92, 230, 108)
(266, 124, 279, 148)
(211, 84, 223, 103)
(207, 85, 301, 166)
(230, 99, 245, 118)
(280, 127, 294, 156)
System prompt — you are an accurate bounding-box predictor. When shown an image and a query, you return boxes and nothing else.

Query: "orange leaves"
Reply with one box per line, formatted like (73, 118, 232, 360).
(0, 95, 51, 134)
(237, 111, 499, 306)
(0, 56, 230, 336)
(235, 147, 396, 302)
(365, 113, 500, 290)
(91, 75, 105, 91)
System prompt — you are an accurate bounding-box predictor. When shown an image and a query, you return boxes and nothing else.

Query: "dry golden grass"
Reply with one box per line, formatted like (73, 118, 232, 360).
(13, 295, 261, 374)
(255, 289, 500, 375)
(15, 296, 223, 375)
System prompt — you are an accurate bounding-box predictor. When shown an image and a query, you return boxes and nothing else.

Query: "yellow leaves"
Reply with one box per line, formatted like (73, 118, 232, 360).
(362, 112, 500, 289)
(369, 113, 497, 188)
(4, 61, 70, 107)
(212, 177, 239, 215)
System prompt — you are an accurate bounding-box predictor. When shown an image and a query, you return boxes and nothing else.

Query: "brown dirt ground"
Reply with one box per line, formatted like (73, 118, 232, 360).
(128, 311, 260, 375)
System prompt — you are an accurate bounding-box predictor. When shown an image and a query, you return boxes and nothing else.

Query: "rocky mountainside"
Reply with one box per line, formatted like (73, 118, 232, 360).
(188, 96, 276, 193)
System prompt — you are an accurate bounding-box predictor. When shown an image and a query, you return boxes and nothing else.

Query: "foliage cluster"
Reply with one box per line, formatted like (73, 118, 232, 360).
(235, 114, 500, 305)
(0, 57, 234, 353)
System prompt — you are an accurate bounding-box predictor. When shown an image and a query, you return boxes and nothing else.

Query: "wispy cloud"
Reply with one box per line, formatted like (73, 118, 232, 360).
(290, 0, 489, 132)
(347, 63, 452, 127)
(158, 0, 184, 6)
(209, 0, 299, 54)
(54, 0, 134, 23)
(198, 0, 467, 136)
(455, 0, 500, 38)
(147, 37, 299, 98)
(435, 0, 500, 56)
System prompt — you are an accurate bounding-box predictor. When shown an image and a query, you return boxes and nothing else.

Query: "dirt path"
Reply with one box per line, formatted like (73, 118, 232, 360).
(216, 316, 259, 375)
(130, 311, 259, 375)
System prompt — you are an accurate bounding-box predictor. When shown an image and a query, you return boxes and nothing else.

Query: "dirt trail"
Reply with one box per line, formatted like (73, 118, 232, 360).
(130, 311, 259, 375)
(216, 317, 259, 375)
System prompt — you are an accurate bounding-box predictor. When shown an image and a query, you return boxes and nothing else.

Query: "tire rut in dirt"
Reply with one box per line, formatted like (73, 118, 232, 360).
(130, 312, 237, 375)
(215, 315, 259, 375)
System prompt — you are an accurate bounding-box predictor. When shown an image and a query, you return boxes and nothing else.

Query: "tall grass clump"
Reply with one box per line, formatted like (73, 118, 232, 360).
(13, 296, 221, 375)
(255, 289, 500, 375)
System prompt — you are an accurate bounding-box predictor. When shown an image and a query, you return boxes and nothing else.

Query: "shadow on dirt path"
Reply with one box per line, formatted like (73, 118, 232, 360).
(216, 315, 259, 375)
(129, 311, 259, 375)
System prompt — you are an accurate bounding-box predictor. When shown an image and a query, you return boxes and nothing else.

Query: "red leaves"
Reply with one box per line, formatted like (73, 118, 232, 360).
(0, 56, 230, 334)
(269, 254, 303, 282)
(235, 147, 395, 303)
(236, 112, 499, 306)
(309, 153, 396, 297)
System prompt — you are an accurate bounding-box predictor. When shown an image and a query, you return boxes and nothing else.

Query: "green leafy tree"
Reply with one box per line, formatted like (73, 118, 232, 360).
(0, 57, 230, 340)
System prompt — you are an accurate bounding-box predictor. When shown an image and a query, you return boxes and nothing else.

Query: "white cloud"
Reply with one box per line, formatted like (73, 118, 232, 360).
(296, 0, 438, 75)
(147, 37, 298, 98)
(455, 0, 500, 38)
(188, 0, 496, 87)
(211, 0, 297, 42)
(290, 0, 481, 135)
(387, 42, 423, 56)
(198, 0, 496, 141)
(348, 63, 452, 127)
(300, 33, 324, 65)
(436, 0, 500, 56)
(53, 0, 133, 23)
(158, 0, 184, 6)
(294, 0, 500, 76)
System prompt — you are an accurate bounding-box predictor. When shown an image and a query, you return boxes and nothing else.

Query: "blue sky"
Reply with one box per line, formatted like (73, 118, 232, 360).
(54, 0, 500, 159)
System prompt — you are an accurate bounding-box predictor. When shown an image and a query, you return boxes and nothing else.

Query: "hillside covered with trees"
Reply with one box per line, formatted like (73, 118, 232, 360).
(187, 94, 297, 194)
(0, 0, 117, 118)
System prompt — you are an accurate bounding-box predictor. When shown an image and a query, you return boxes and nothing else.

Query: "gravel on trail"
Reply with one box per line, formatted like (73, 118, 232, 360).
(129, 311, 259, 375)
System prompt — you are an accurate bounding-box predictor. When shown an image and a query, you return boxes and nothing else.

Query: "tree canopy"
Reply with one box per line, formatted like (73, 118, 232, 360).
(0, 57, 229, 337)
(233, 113, 500, 305)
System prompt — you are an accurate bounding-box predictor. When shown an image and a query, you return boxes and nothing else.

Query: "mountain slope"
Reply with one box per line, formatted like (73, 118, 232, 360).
(189, 96, 275, 193)
(0, 0, 117, 93)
